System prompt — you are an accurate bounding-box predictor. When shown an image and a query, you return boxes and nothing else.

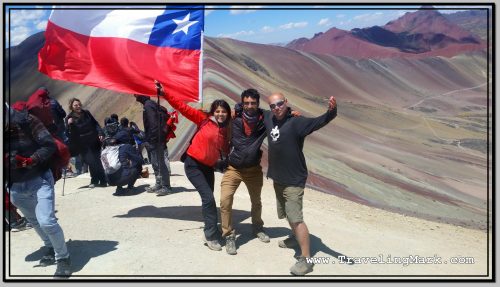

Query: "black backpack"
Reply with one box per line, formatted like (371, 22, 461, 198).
(104, 122, 120, 138)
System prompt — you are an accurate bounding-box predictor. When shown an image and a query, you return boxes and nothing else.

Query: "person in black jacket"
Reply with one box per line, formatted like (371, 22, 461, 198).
(104, 133, 143, 196)
(134, 95, 172, 196)
(42, 87, 67, 142)
(5, 104, 72, 277)
(65, 98, 107, 188)
(264, 92, 337, 276)
(220, 89, 270, 255)
(117, 117, 136, 146)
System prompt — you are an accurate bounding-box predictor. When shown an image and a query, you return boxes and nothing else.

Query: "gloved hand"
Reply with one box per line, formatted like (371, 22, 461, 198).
(14, 155, 35, 169)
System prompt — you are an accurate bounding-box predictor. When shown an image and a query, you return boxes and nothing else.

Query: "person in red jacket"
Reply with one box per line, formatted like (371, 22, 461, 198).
(157, 81, 230, 252)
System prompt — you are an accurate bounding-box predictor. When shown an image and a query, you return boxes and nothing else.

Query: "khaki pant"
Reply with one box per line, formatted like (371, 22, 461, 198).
(220, 165, 264, 237)
(273, 182, 304, 223)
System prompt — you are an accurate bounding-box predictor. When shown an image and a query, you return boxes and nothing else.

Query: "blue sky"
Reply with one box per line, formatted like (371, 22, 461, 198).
(5, 5, 486, 47)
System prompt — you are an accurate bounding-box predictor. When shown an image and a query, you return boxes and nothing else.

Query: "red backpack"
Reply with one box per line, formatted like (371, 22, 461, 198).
(12, 90, 70, 182)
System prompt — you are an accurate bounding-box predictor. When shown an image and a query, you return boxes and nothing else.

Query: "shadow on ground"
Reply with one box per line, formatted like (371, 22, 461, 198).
(114, 206, 250, 223)
(25, 239, 118, 273)
(233, 223, 350, 263)
(113, 185, 197, 197)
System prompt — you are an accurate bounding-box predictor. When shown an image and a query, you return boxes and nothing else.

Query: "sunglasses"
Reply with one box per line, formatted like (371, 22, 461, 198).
(269, 100, 285, 110)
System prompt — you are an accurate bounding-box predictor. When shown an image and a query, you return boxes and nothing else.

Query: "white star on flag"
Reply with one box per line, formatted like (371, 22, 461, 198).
(172, 13, 198, 35)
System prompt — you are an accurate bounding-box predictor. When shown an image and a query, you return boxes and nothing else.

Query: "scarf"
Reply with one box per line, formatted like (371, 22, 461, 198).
(242, 111, 259, 136)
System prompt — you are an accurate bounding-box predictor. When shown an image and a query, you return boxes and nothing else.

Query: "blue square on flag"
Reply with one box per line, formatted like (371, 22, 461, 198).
(149, 6, 204, 50)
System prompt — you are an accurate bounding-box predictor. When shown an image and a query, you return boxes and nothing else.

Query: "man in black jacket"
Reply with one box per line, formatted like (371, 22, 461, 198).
(264, 92, 337, 276)
(220, 89, 270, 255)
(5, 105, 72, 278)
(134, 95, 172, 196)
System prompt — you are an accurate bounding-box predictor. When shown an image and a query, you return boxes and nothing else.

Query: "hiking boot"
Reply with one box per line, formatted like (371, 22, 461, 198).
(10, 218, 27, 232)
(156, 187, 173, 196)
(39, 247, 56, 266)
(11, 218, 33, 232)
(54, 257, 72, 278)
(225, 235, 237, 255)
(203, 236, 222, 251)
(253, 229, 270, 243)
(278, 236, 298, 248)
(290, 256, 314, 276)
(146, 184, 161, 193)
(113, 186, 127, 196)
(97, 182, 108, 187)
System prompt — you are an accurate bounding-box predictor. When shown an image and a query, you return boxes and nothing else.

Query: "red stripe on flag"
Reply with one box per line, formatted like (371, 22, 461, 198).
(39, 21, 200, 102)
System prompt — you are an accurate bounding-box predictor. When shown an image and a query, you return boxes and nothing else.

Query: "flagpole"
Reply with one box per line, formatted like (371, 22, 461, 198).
(155, 84, 163, 187)
(200, 30, 204, 109)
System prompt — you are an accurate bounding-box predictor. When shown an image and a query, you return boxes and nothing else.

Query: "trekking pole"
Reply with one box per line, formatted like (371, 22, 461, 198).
(154, 80, 163, 185)
(62, 167, 67, 196)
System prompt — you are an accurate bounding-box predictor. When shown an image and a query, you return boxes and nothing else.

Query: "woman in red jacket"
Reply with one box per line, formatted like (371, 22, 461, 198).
(158, 82, 230, 251)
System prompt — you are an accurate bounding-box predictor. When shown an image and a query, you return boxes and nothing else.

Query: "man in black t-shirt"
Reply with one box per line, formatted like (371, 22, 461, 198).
(263, 92, 337, 276)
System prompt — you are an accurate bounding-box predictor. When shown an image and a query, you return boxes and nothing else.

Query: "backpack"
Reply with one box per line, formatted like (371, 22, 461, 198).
(101, 145, 122, 175)
(104, 122, 120, 138)
(12, 99, 70, 182)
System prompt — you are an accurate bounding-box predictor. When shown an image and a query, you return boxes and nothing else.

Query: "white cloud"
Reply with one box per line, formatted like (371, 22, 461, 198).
(439, 9, 467, 14)
(279, 21, 308, 30)
(36, 20, 48, 30)
(218, 30, 255, 38)
(229, 5, 263, 15)
(10, 9, 46, 27)
(7, 9, 48, 46)
(354, 12, 384, 21)
(318, 18, 332, 26)
(339, 19, 352, 27)
(336, 14, 345, 18)
(261, 26, 274, 33)
(9, 26, 31, 46)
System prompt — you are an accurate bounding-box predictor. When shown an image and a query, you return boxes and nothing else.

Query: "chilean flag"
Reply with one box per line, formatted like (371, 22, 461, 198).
(39, 6, 204, 102)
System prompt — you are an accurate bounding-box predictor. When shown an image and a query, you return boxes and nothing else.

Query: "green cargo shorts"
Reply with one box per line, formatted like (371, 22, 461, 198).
(273, 182, 304, 223)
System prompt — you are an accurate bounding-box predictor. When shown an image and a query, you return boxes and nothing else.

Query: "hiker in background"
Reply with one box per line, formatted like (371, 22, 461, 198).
(129, 121, 148, 164)
(103, 116, 120, 141)
(4, 104, 72, 278)
(69, 155, 87, 176)
(134, 94, 172, 196)
(110, 113, 119, 124)
(158, 81, 231, 252)
(65, 98, 107, 188)
(220, 88, 270, 255)
(264, 92, 337, 276)
(116, 117, 136, 146)
(37, 87, 67, 142)
(102, 133, 143, 196)
(5, 190, 33, 232)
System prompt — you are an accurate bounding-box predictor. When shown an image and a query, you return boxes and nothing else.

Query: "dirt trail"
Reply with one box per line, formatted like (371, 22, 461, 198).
(5, 162, 490, 279)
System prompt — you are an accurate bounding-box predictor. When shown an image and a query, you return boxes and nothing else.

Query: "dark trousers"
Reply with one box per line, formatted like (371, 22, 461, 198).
(149, 144, 171, 187)
(184, 155, 220, 241)
(81, 146, 106, 185)
(108, 167, 140, 188)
